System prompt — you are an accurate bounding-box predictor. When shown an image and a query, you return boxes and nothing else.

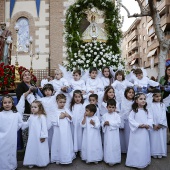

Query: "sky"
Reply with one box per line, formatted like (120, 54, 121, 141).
(120, 0, 140, 32)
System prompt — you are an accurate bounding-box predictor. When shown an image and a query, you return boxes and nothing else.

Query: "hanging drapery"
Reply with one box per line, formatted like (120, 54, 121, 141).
(10, 0, 16, 18)
(35, 0, 41, 17)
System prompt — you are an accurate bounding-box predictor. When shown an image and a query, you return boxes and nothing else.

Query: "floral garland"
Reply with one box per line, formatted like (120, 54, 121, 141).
(64, 0, 123, 71)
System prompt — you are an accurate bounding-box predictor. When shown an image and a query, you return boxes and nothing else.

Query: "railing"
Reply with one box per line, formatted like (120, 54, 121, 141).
(33, 69, 56, 86)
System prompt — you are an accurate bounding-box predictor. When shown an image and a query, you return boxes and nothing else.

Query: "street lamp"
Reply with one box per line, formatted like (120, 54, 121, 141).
(26, 36, 39, 73)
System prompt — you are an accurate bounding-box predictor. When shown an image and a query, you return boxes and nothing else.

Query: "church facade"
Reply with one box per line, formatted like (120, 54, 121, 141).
(0, 0, 83, 70)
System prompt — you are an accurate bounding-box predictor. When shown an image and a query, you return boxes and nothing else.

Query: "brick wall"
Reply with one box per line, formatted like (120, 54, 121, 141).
(0, 0, 5, 22)
(49, 0, 64, 69)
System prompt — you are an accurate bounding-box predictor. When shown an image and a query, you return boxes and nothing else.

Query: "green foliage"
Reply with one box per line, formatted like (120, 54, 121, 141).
(64, 0, 123, 71)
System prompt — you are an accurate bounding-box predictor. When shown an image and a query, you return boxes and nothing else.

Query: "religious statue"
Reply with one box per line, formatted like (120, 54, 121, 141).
(82, 8, 108, 42)
(0, 22, 12, 65)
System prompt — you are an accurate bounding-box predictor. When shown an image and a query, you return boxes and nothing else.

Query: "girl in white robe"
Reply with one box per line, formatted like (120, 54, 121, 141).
(149, 90, 168, 158)
(70, 90, 85, 152)
(22, 100, 49, 168)
(81, 104, 103, 163)
(0, 94, 25, 170)
(26, 84, 58, 149)
(49, 69, 70, 108)
(126, 93, 153, 169)
(101, 66, 114, 89)
(50, 94, 75, 164)
(101, 99, 121, 165)
(120, 87, 134, 153)
(69, 70, 87, 99)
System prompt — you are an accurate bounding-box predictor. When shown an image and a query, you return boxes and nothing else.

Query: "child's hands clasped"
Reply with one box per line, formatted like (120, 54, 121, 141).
(104, 121, 109, 126)
(90, 119, 95, 126)
(40, 138, 45, 143)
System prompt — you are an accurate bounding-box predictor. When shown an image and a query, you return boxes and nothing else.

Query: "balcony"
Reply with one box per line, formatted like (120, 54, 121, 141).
(148, 39, 159, 52)
(157, 0, 170, 11)
(127, 30, 138, 41)
(128, 41, 139, 52)
(160, 14, 170, 26)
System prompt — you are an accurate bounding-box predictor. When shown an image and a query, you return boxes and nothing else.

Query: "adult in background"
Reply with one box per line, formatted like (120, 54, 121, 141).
(160, 64, 170, 144)
(16, 70, 43, 149)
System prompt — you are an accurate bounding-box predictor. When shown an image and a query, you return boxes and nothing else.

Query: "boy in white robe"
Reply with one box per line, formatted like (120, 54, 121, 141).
(102, 99, 121, 166)
(81, 104, 103, 163)
(50, 94, 75, 164)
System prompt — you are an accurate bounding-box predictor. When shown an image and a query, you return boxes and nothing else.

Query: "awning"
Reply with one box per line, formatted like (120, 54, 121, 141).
(162, 24, 167, 31)
(130, 59, 136, 65)
(147, 48, 157, 58)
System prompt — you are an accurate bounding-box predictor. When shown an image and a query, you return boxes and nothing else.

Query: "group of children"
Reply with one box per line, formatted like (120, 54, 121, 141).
(0, 66, 170, 170)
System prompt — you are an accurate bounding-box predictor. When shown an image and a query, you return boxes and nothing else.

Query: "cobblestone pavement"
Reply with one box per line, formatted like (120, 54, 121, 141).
(17, 146, 170, 170)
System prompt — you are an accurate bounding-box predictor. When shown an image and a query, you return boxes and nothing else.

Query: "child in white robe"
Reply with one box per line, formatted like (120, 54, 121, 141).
(100, 86, 120, 116)
(126, 93, 153, 169)
(120, 87, 134, 153)
(133, 68, 159, 93)
(102, 99, 121, 166)
(81, 104, 103, 163)
(101, 66, 113, 89)
(26, 84, 58, 148)
(50, 69, 70, 107)
(22, 100, 49, 168)
(70, 90, 85, 153)
(69, 70, 86, 98)
(0, 90, 30, 170)
(51, 94, 75, 164)
(0, 94, 25, 170)
(111, 70, 133, 104)
(89, 94, 100, 121)
(149, 89, 168, 158)
(85, 67, 104, 107)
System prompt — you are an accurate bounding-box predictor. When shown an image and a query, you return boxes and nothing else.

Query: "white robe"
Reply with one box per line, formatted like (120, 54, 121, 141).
(27, 93, 58, 148)
(51, 108, 75, 164)
(101, 77, 110, 88)
(22, 114, 49, 167)
(134, 76, 159, 87)
(149, 102, 167, 157)
(81, 115, 103, 163)
(41, 79, 48, 88)
(71, 104, 85, 152)
(120, 97, 133, 153)
(126, 109, 153, 168)
(102, 112, 121, 164)
(0, 110, 23, 170)
(0, 94, 25, 170)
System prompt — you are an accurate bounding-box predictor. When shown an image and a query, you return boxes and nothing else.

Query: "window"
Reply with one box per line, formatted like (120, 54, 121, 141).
(17, 17, 29, 52)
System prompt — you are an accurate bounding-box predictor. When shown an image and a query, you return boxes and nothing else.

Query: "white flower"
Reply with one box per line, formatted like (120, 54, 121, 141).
(73, 62, 76, 66)
(93, 63, 96, 67)
(94, 52, 97, 55)
(97, 48, 99, 51)
(86, 60, 90, 63)
(90, 50, 93, 53)
(89, 47, 91, 50)
(102, 49, 105, 52)
(103, 60, 106, 63)
(100, 52, 103, 55)
(85, 49, 88, 52)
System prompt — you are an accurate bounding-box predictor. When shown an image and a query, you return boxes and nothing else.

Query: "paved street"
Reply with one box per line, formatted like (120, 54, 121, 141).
(17, 146, 170, 170)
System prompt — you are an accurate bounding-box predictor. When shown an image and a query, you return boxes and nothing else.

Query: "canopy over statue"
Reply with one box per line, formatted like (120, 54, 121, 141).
(0, 22, 12, 65)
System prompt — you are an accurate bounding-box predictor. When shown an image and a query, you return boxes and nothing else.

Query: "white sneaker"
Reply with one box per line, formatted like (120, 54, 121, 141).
(56, 162, 59, 165)
(94, 161, 98, 164)
(153, 156, 157, 158)
(28, 166, 33, 168)
(158, 156, 162, 159)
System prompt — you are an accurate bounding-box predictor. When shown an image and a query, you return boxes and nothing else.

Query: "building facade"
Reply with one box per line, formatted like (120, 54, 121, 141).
(121, 0, 170, 78)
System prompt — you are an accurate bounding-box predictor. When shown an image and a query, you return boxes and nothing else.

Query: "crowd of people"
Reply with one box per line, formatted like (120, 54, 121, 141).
(0, 65, 170, 170)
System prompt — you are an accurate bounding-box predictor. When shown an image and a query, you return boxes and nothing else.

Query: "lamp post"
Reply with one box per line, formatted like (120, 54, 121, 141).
(26, 36, 39, 73)
(13, 23, 21, 84)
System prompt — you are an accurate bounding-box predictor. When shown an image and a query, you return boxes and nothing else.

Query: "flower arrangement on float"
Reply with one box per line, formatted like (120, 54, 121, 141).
(0, 63, 37, 93)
